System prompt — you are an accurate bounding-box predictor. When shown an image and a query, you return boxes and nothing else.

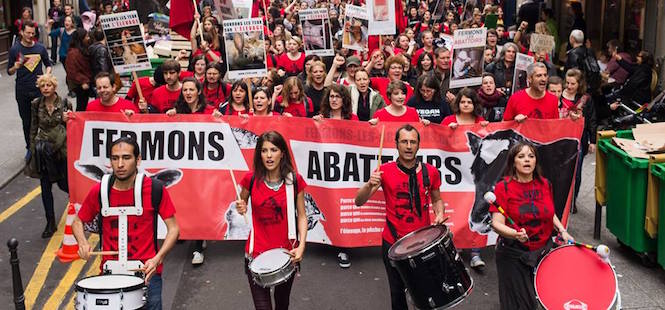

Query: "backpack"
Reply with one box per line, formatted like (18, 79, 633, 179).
(580, 48, 601, 92)
(87, 175, 165, 253)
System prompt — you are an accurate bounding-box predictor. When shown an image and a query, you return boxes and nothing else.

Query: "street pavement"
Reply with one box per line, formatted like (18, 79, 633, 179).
(1, 62, 665, 309)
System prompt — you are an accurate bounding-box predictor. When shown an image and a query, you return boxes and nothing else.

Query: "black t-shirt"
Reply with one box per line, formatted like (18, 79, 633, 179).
(357, 91, 372, 121)
(7, 42, 51, 92)
(305, 85, 326, 116)
(407, 95, 451, 124)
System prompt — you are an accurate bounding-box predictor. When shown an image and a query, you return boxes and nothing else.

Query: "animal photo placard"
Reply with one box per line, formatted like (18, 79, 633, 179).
(450, 27, 486, 88)
(99, 10, 151, 74)
(512, 53, 535, 94)
(300, 8, 334, 57)
(343, 5, 369, 52)
(223, 18, 268, 79)
(367, 0, 396, 35)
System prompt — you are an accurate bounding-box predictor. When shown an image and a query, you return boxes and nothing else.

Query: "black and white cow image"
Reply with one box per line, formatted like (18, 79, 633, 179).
(232, 127, 259, 149)
(466, 129, 579, 234)
(74, 161, 183, 188)
(224, 191, 331, 244)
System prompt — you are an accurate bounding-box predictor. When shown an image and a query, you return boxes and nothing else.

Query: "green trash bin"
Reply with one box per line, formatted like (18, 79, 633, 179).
(136, 58, 166, 78)
(599, 130, 656, 253)
(653, 163, 665, 267)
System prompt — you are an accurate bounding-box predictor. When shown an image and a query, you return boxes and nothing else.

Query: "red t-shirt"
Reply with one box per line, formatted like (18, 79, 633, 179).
(276, 52, 305, 76)
(151, 85, 181, 113)
(86, 98, 139, 113)
(380, 162, 442, 244)
(373, 107, 420, 122)
(179, 71, 205, 83)
(441, 115, 486, 126)
(240, 172, 307, 258)
(490, 177, 555, 250)
(370, 77, 414, 105)
(275, 96, 314, 118)
(204, 83, 232, 109)
(503, 89, 559, 121)
(77, 176, 176, 273)
(126, 77, 156, 107)
(192, 48, 222, 63)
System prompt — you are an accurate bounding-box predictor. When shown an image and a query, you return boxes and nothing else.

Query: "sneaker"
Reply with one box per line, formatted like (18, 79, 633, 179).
(192, 251, 204, 265)
(338, 252, 350, 268)
(470, 255, 485, 269)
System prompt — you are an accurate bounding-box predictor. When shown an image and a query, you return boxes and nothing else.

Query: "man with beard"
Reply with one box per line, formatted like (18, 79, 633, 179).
(355, 124, 446, 310)
(150, 60, 183, 113)
(503, 62, 559, 122)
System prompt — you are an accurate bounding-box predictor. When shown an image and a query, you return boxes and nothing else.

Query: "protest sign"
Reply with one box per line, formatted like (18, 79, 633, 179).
(367, 0, 396, 35)
(343, 5, 369, 52)
(99, 11, 151, 74)
(450, 28, 486, 89)
(530, 33, 556, 53)
(512, 53, 535, 94)
(300, 8, 334, 56)
(215, 0, 252, 20)
(68, 114, 582, 249)
(222, 18, 267, 79)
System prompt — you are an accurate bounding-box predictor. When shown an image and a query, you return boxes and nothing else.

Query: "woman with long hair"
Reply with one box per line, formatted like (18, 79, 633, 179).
(408, 52, 434, 85)
(250, 87, 279, 116)
(491, 142, 574, 309)
(185, 54, 208, 82)
(235, 131, 308, 310)
(562, 68, 596, 213)
(313, 84, 358, 121)
(476, 73, 508, 122)
(48, 15, 76, 65)
(485, 42, 518, 89)
(442, 87, 489, 128)
(275, 76, 314, 117)
(407, 74, 450, 124)
(25, 74, 71, 238)
(215, 80, 250, 116)
(277, 37, 306, 77)
(304, 60, 327, 113)
(65, 28, 92, 111)
(167, 77, 215, 115)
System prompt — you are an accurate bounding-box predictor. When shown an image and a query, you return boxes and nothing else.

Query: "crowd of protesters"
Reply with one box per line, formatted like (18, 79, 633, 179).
(7, 0, 661, 295)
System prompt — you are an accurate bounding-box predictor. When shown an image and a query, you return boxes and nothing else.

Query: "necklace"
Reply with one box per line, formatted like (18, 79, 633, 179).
(264, 179, 283, 191)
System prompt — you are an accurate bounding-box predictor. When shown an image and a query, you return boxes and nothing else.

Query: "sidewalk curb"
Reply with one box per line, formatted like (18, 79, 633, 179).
(0, 166, 25, 190)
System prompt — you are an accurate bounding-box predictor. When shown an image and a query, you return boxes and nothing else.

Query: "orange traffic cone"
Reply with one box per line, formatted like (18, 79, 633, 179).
(56, 203, 80, 262)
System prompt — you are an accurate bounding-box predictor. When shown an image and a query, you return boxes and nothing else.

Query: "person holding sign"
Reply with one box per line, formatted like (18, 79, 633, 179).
(235, 131, 308, 310)
(355, 124, 446, 310)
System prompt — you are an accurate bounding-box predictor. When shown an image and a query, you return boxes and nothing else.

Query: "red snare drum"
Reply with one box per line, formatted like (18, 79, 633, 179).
(535, 245, 619, 310)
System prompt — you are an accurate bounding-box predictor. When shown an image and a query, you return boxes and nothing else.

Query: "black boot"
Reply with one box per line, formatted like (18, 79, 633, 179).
(41, 218, 57, 238)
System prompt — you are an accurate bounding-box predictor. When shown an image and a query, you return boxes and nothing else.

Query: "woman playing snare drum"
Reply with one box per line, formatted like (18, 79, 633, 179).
(236, 131, 308, 310)
(490, 142, 574, 309)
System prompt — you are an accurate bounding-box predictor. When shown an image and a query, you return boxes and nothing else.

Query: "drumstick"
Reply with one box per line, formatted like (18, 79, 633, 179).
(376, 125, 385, 171)
(556, 236, 611, 261)
(89, 251, 118, 256)
(483, 192, 528, 240)
(229, 168, 249, 224)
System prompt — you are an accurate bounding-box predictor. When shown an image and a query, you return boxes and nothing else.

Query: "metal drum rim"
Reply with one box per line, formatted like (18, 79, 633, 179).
(388, 225, 449, 261)
(251, 267, 296, 288)
(74, 274, 145, 293)
(249, 248, 292, 274)
(534, 244, 618, 310)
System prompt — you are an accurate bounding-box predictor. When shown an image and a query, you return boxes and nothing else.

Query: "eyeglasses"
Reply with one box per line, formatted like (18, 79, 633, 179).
(329, 94, 342, 99)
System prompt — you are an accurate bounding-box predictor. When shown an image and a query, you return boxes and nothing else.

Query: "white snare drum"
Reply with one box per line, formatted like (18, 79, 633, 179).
(249, 248, 296, 288)
(75, 274, 145, 310)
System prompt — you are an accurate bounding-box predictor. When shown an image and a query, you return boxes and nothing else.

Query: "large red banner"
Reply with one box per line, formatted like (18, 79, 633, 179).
(67, 113, 583, 248)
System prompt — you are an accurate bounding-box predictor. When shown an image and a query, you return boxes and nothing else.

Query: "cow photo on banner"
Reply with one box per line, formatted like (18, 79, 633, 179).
(67, 114, 583, 249)
(99, 10, 151, 73)
(343, 4, 369, 52)
(300, 8, 334, 57)
(512, 53, 535, 94)
(367, 0, 396, 35)
(450, 27, 486, 88)
(223, 18, 267, 79)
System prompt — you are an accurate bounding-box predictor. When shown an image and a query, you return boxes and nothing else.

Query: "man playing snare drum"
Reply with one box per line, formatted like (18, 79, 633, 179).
(72, 137, 180, 310)
(355, 124, 446, 310)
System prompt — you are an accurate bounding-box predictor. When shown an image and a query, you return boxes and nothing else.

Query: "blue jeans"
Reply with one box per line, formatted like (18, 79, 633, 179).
(145, 274, 162, 310)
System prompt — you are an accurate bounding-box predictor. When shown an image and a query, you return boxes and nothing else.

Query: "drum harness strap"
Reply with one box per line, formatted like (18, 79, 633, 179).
(387, 162, 431, 241)
(97, 174, 164, 263)
(246, 172, 299, 261)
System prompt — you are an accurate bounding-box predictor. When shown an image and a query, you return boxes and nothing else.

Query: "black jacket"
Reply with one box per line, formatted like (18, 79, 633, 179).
(618, 59, 653, 105)
(88, 42, 112, 77)
(485, 61, 514, 89)
(564, 46, 587, 73)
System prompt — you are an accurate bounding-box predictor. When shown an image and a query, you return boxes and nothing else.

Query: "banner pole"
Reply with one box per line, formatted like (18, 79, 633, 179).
(376, 125, 385, 171)
(131, 71, 145, 103)
(193, 0, 204, 42)
(229, 168, 249, 224)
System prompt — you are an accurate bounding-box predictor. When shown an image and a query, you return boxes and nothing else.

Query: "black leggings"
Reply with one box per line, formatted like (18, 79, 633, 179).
(39, 161, 69, 220)
(244, 258, 295, 310)
(73, 86, 91, 112)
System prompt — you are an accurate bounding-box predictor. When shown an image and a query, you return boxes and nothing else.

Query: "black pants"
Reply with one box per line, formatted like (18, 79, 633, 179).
(245, 259, 295, 310)
(73, 86, 91, 112)
(495, 239, 539, 310)
(382, 240, 408, 310)
(194, 240, 204, 252)
(39, 161, 69, 221)
(50, 33, 58, 62)
(16, 89, 40, 149)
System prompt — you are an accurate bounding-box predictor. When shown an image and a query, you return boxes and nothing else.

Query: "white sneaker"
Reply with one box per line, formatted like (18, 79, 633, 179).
(192, 251, 204, 265)
(338, 252, 350, 268)
(470, 255, 485, 269)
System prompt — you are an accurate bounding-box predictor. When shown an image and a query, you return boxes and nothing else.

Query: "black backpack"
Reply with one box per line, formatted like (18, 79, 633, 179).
(580, 48, 601, 92)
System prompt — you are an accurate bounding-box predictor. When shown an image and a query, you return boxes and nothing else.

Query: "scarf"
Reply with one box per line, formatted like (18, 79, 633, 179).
(397, 160, 422, 217)
(476, 88, 503, 108)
